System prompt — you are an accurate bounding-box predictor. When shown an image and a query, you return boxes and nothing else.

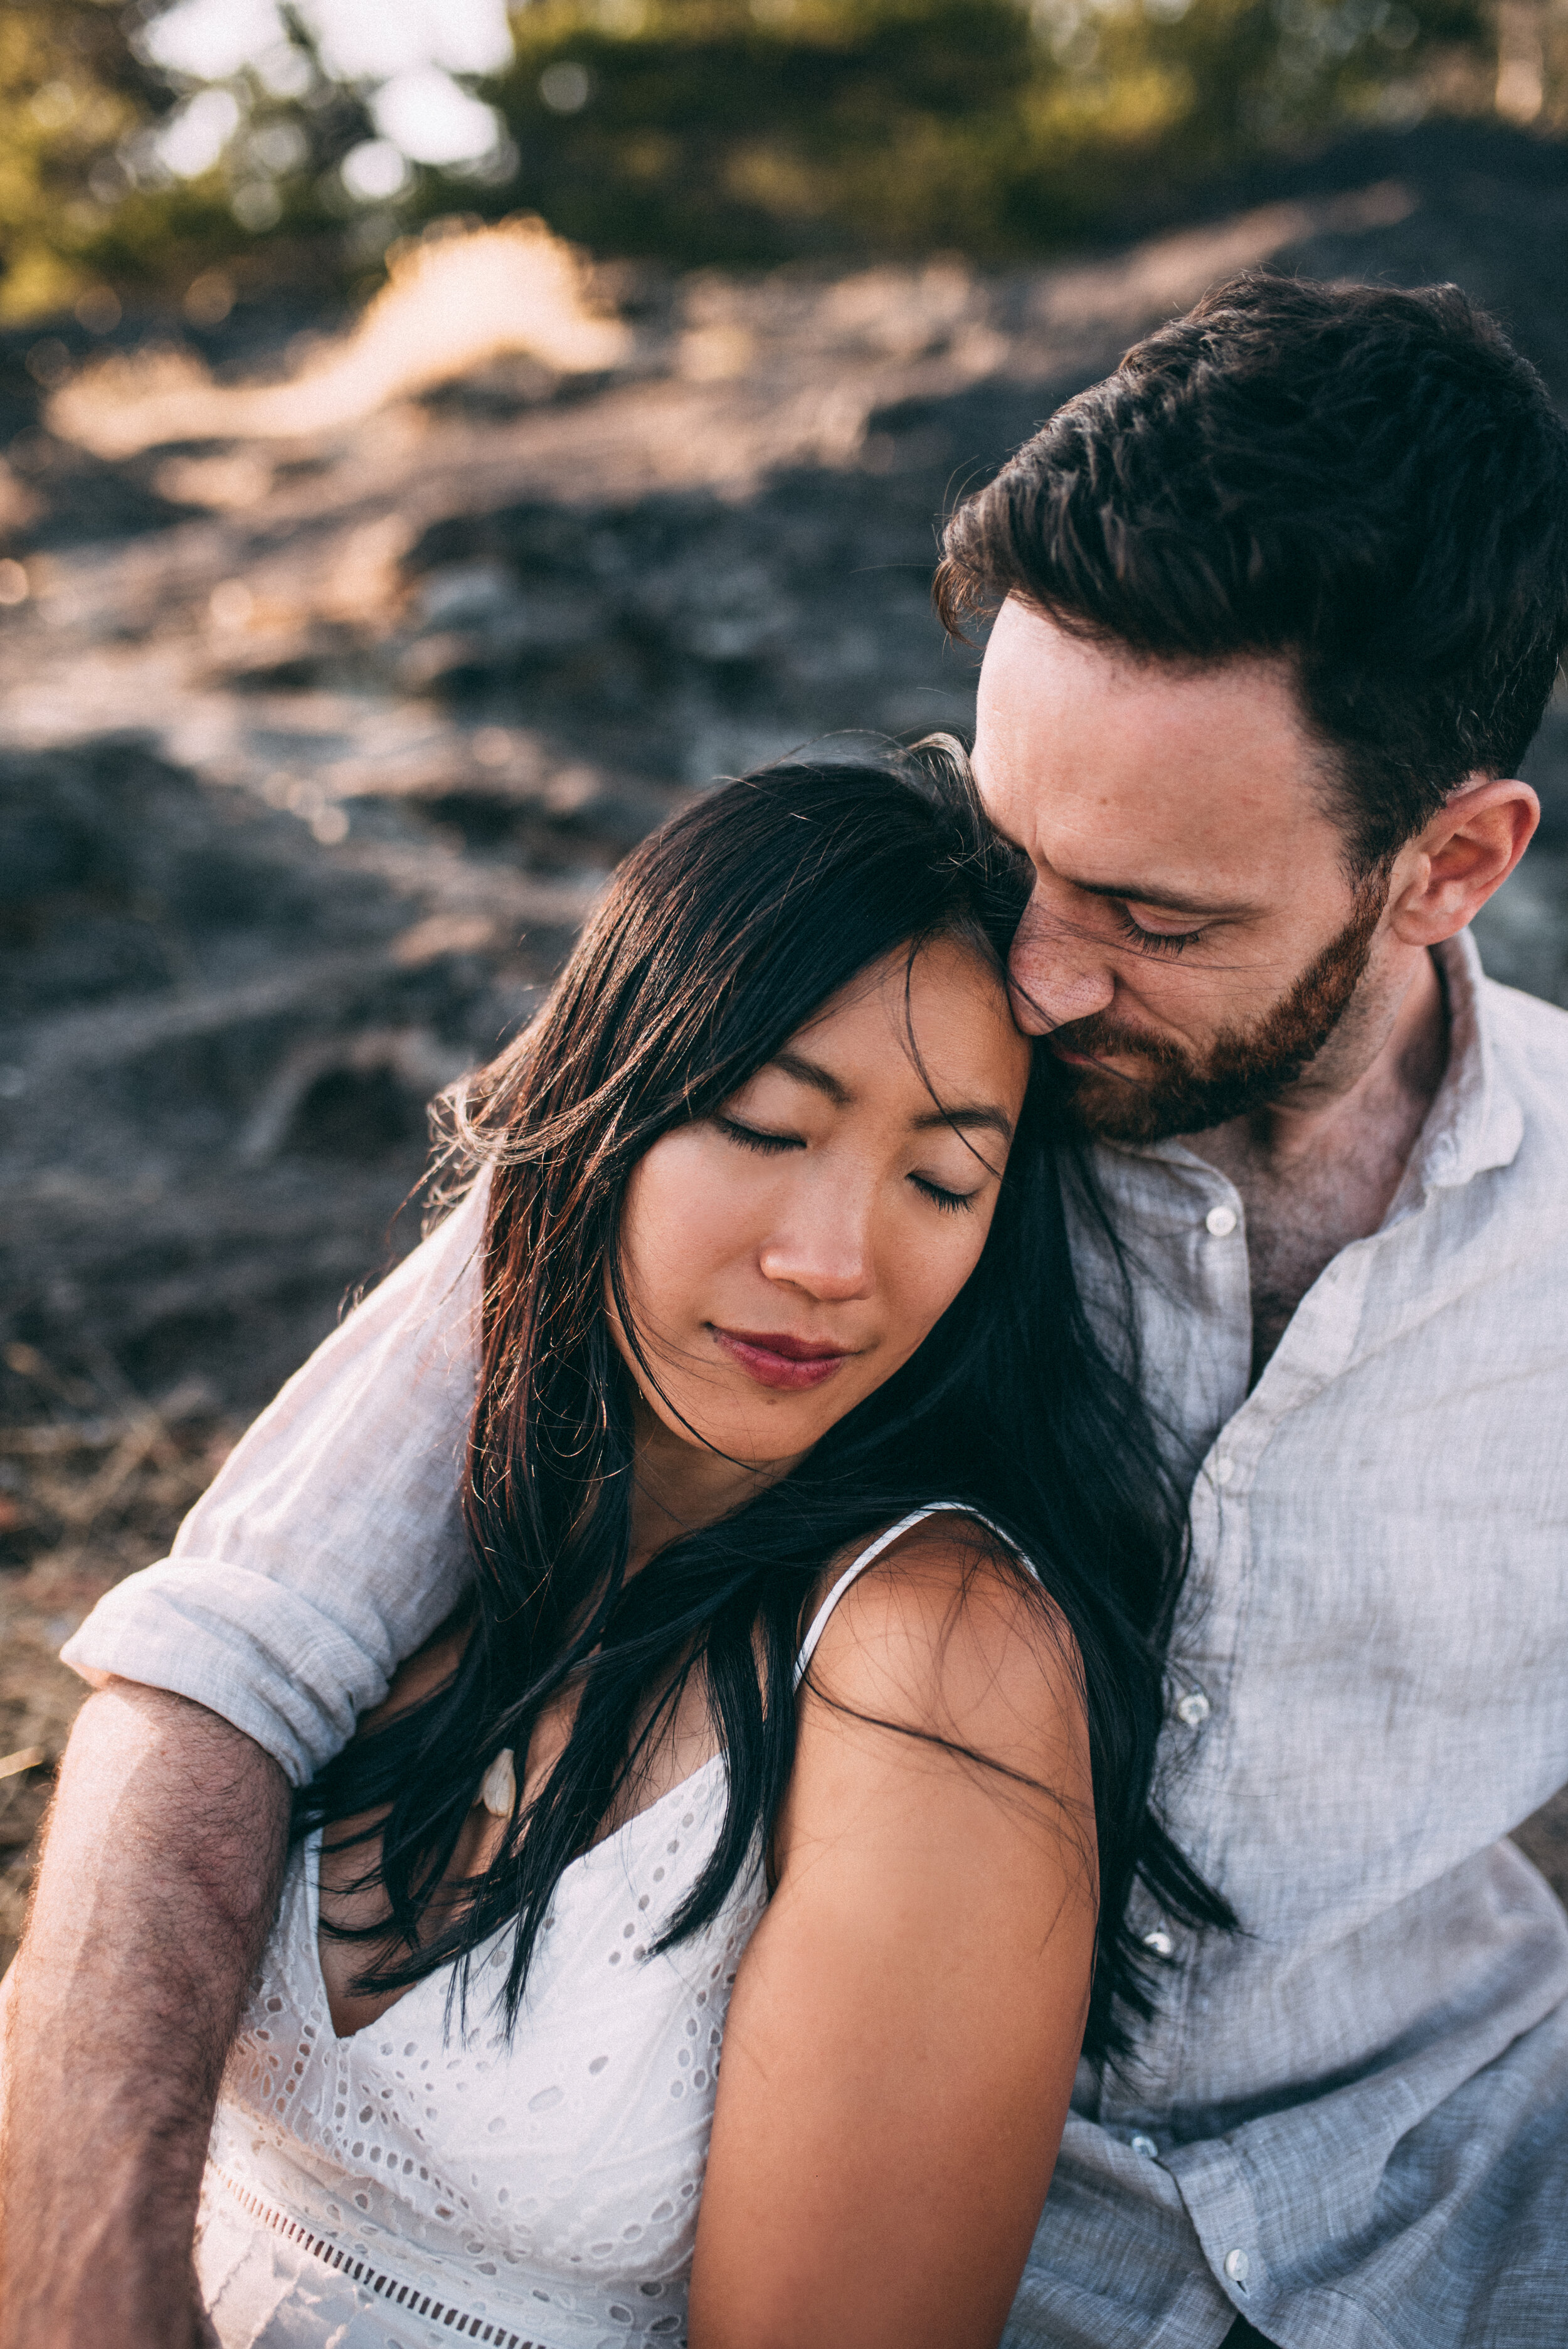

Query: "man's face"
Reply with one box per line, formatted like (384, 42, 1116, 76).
(971, 598, 1388, 1143)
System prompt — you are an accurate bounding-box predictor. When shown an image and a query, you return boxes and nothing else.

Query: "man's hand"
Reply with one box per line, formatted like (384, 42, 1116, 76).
(0, 1681, 288, 2348)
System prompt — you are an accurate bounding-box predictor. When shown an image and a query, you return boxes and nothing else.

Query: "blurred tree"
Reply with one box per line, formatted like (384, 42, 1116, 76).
(0, 0, 176, 319)
(0, 0, 1515, 317)
(469, 0, 1495, 263)
(476, 1, 1041, 262)
(1021, 0, 1496, 238)
(0, 1, 372, 324)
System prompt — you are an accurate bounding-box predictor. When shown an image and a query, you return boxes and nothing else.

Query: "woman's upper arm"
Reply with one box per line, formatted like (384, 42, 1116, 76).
(688, 1529, 1097, 2349)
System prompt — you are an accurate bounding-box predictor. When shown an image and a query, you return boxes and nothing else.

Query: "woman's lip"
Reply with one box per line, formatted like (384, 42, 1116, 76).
(710, 1327, 854, 1391)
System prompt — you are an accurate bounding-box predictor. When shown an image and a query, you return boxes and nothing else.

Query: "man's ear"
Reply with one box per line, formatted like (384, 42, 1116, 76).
(1385, 777, 1539, 946)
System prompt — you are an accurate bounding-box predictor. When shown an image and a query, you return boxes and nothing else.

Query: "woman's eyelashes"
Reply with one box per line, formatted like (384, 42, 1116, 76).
(909, 1173, 978, 1214)
(1111, 903, 1206, 957)
(716, 1113, 802, 1155)
(716, 1113, 979, 1212)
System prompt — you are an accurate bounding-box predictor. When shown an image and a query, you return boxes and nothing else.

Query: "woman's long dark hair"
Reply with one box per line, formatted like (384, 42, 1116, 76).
(300, 745, 1231, 2062)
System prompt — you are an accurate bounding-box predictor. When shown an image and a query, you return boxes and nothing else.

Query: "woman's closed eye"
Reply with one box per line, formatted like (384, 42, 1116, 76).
(910, 1172, 979, 1215)
(716, 1113, 803, 1154)
(720, 1112, 979, 1213)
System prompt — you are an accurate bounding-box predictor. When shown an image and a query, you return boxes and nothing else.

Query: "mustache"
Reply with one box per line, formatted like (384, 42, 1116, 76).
(1041, 1010, 1194, 1081)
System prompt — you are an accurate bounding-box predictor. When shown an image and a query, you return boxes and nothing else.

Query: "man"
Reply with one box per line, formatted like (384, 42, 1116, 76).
(4, 274, 1567, 2347)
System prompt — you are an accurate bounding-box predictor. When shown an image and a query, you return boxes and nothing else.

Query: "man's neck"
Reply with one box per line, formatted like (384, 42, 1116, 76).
(1183, 946, 1450, 1381)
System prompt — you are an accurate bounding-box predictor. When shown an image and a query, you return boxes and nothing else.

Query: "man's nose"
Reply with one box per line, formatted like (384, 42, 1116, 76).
(1007, 915, 1116, 1036)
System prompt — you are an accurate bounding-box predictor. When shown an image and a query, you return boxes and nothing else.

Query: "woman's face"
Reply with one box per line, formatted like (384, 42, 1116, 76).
(613, 933, 1032, 1473)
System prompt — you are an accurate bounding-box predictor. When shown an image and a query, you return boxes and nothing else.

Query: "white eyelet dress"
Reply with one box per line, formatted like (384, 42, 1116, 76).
(196, 1508, 982, 2349)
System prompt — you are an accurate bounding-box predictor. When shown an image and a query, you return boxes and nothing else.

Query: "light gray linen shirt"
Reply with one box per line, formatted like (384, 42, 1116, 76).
(65, 931, 1568, 2348)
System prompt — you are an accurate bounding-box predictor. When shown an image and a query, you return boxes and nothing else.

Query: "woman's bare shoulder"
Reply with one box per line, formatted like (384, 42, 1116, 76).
(800, 1510, 1086, 1784)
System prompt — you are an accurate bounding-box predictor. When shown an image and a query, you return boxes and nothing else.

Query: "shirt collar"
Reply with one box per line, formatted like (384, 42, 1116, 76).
(1411, 929, 1523, 1192)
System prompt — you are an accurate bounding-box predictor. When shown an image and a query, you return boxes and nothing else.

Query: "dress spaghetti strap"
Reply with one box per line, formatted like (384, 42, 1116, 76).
(793, 1503, 1031, 1689)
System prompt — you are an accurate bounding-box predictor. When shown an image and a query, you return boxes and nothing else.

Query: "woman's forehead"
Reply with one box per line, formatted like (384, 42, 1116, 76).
(773, 936, 1028, 1102)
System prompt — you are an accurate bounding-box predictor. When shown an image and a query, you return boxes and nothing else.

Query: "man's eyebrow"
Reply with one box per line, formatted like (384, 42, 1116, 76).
(912, 1102, 1015, 1142)
(1066, 876, 1253, 918)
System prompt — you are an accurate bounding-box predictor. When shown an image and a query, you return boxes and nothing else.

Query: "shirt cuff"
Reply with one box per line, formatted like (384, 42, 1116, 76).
(60, 1554, 465, 1788)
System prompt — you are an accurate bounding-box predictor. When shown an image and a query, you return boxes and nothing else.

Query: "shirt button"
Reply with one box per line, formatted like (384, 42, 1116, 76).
(1175, 1690, 1210, 1727)
(1205, 1204, 1238, 1236)
(1212, 1455, 1235, 1486)
(1224, 2249, 1251, 2286)
(1142, 1926, 1174, 1958)
(1130, 2133, 1158, 2158)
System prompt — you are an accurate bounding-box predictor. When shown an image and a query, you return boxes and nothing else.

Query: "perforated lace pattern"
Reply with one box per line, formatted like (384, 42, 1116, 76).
(200, 1753, 756, 2348)
(199, 1509, 978, 2346)
(212, 2168, 546, 2345)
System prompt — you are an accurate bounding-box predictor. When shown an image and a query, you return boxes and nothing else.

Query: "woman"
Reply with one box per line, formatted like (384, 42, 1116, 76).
(195, 748, 1224, 2349)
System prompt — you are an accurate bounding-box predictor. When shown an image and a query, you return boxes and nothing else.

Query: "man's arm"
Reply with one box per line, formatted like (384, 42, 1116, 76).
(0, 1683, 287, 2349)
(0, 1179, 487, 2341)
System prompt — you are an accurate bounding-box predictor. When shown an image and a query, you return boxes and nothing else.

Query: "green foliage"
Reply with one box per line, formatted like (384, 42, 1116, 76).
(0, 0, 169, 317)
(474, 0, 1039, 261)
(0, 0, 1504, 317)
(1012, 0, 1494, 236)
(470, 0, 1494, 263)
(0, 2, 371, 321)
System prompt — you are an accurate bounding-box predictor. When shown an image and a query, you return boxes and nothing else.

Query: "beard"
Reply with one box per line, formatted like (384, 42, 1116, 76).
(1045, 879, 1388, 1145)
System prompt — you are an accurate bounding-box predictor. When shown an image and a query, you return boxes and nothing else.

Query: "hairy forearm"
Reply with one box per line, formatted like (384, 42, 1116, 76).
(0, 1682, 289, 2348)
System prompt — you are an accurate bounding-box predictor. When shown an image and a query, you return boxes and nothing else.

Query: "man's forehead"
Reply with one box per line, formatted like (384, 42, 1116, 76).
(973, 600, 1339, 884)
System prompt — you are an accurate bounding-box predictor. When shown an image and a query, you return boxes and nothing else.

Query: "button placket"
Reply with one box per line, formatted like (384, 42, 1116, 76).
(1137, 1399, 1264, 2117)
(1084, 1147, 1255, 2126)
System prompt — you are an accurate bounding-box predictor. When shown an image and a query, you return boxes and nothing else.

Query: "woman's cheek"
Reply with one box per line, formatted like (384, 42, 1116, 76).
(619, 1140, 714, 1315)
(884, 1209, 989, 1356)
(933, 1198, 997, 1310)
(628, 1134, 760, 1295)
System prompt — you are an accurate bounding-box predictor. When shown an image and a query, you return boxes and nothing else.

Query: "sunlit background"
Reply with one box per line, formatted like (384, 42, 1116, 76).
(2, 0, 1567, 1946)
(1, 0, 1562, 314)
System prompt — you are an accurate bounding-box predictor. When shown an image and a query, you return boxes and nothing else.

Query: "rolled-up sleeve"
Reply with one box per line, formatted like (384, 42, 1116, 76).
(61, 1177, 487, 1786)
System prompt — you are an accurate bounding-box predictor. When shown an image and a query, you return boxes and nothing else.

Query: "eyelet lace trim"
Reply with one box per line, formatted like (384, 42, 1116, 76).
(212, 2168, 549, 2346)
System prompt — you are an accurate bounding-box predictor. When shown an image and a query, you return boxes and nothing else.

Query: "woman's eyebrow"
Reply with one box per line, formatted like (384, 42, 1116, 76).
(771, 1051, 1014, 1142)
(911, 1102, 1015, 1142)
(771, 1049, 852, 1105)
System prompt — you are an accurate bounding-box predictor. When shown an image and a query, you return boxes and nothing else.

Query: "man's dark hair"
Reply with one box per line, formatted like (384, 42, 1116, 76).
(936, 274, 1568, 871)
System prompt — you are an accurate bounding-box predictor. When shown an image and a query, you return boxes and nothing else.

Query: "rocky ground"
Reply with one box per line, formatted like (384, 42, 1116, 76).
(4, 125, 1568, 1963)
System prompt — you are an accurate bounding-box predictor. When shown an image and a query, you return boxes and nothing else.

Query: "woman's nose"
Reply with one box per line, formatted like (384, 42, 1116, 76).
(758, 1197, 875, 1302)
